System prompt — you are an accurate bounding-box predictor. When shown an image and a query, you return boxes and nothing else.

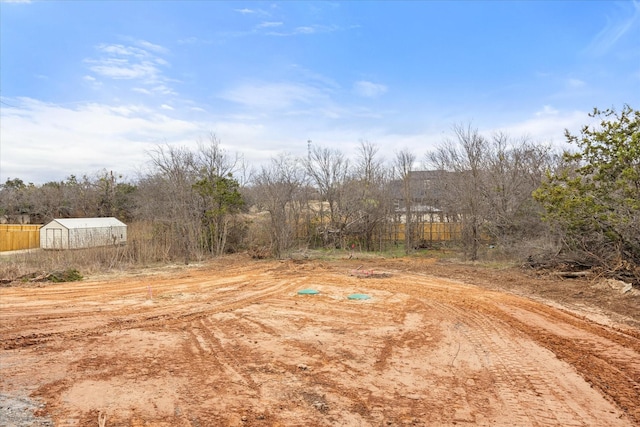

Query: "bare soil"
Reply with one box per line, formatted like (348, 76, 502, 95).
(1, 255, 639, 426)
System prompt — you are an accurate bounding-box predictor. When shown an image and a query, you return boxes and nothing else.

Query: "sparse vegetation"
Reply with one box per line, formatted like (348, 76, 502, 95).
(1, 106, 637, 284)
(47, 268, 83, 283)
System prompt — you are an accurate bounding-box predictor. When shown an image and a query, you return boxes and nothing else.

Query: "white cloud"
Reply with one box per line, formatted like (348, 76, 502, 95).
(136, 39, 169, 54)
(492, 108, 594, 148)
(97, 44, 143, 57)
(220, 82, 327, 109)
(586, 1, 640, 56)
(266, 24, 339, 37)
(257, 21, 283, 29)
(2, 94, 601, 186)
(151, 84, 177, 96)
(132, 87, 153, 95)
(295, 26, 316, 34)
(0, 98, 204, 183)
(83, 41, 174, 95)
(177, 36, 198, 44)
(86, 58, 161, 80)
(235, 8, 257, 14)
(234, 8, 270, 16)
(535, 105, 559, 116)
(567, 78, 586, 88)
(353, 81, 388, 98)
(83, 75, 103, 88)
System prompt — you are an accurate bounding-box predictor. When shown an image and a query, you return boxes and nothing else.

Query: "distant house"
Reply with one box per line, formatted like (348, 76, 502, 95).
(40, 217, 127, 249)
(390, 170, 459, 223)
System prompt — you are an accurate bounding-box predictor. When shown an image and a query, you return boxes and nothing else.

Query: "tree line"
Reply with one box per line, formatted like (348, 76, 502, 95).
(1, 106, 638, 282)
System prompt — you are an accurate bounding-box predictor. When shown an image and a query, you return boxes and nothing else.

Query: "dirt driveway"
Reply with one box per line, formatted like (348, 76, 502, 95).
(1, 256, 639, 426)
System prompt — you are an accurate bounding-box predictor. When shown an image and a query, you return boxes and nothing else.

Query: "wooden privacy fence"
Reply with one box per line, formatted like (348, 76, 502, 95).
(390, 222, 462, 243)
(0, 224, 41, 252)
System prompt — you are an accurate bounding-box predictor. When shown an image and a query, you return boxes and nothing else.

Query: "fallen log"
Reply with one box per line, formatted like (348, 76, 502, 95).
(553, 271, 591, 278)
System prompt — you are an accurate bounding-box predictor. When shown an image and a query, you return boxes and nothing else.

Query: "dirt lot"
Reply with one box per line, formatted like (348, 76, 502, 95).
(1, 255, 639, 426)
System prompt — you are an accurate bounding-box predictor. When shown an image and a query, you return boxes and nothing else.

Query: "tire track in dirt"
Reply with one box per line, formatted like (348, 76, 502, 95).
(2, 258, 637, 426)
(325, 267, 636, 426)
(4, 271, 309, 426)
(233, 268, 633, 425)
(0, 274, 301, 350)
(362, 269, 639, 425)
(434, 301, 590, 426)
(220, 294, 380, 423)
(434, 284, 640, 425)
(197, 288, 408, 425)
(487, 305, 640, 425)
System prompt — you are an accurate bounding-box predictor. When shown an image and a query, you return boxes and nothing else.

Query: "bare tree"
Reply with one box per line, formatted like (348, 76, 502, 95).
(253, 154, 305, 258)
(394, 148, 417, 254)
(196, 133, 239, 180)
(304, 145, 350, 248)
(483, 133, 552, 245)
(427, 124, 487, 260)
(428, 124, 554, 260)
(139, 144, 200, 263)
(347, 141, 389, 251)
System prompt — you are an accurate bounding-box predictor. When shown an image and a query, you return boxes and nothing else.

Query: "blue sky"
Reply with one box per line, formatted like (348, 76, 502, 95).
(1, 0, 639, 184)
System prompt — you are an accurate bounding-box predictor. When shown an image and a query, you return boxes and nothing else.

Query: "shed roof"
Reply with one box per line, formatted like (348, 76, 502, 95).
(47, 217, 126, 229)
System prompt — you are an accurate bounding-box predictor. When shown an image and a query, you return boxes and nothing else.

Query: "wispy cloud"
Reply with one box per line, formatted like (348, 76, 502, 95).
(83, 75, 103, 88)
(132, 87, 152, 95)
(586, 1, 640, 56)
(353, 81, 388, 98)
(177, 36, 199, 45)
(136, 39, 169, 54)
(234, 8, 269, 16)
(567, 78, 586, 88)
(235, 8, 256, 14)
(265, 24, 339, 36)
(257, 21, 283, 29)
(151, 84, 176, 96)
(221, 82, 327, 109)
(83, 40, 175, 95)
(87, 57, 160, 80)
(535, 105, 559, 116)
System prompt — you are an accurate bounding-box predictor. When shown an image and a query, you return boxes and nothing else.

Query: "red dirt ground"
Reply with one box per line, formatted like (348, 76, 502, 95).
(1, 255, 639, 426)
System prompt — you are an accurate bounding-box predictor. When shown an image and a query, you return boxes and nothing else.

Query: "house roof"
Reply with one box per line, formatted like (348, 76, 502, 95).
(47, 217, 126, 229)
(389, 170, 454, 202)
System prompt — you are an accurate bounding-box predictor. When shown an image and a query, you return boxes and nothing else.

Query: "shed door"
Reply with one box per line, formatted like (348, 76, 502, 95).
(46, 229, 63, 249)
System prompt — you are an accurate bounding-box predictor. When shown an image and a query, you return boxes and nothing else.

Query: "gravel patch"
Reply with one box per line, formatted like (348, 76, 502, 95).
(0, 394, 53, 427)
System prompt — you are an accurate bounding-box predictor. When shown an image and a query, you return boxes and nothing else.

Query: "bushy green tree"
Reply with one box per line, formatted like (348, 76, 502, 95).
(194, 173, 244, 256)
(533, 105, 639, 281)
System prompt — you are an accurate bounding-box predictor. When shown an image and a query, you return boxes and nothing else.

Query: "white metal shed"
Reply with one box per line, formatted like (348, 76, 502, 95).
(40, 217, 127, 249)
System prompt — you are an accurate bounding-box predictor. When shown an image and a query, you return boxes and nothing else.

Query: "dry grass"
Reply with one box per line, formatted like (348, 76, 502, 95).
(0, 245, 129, 282)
